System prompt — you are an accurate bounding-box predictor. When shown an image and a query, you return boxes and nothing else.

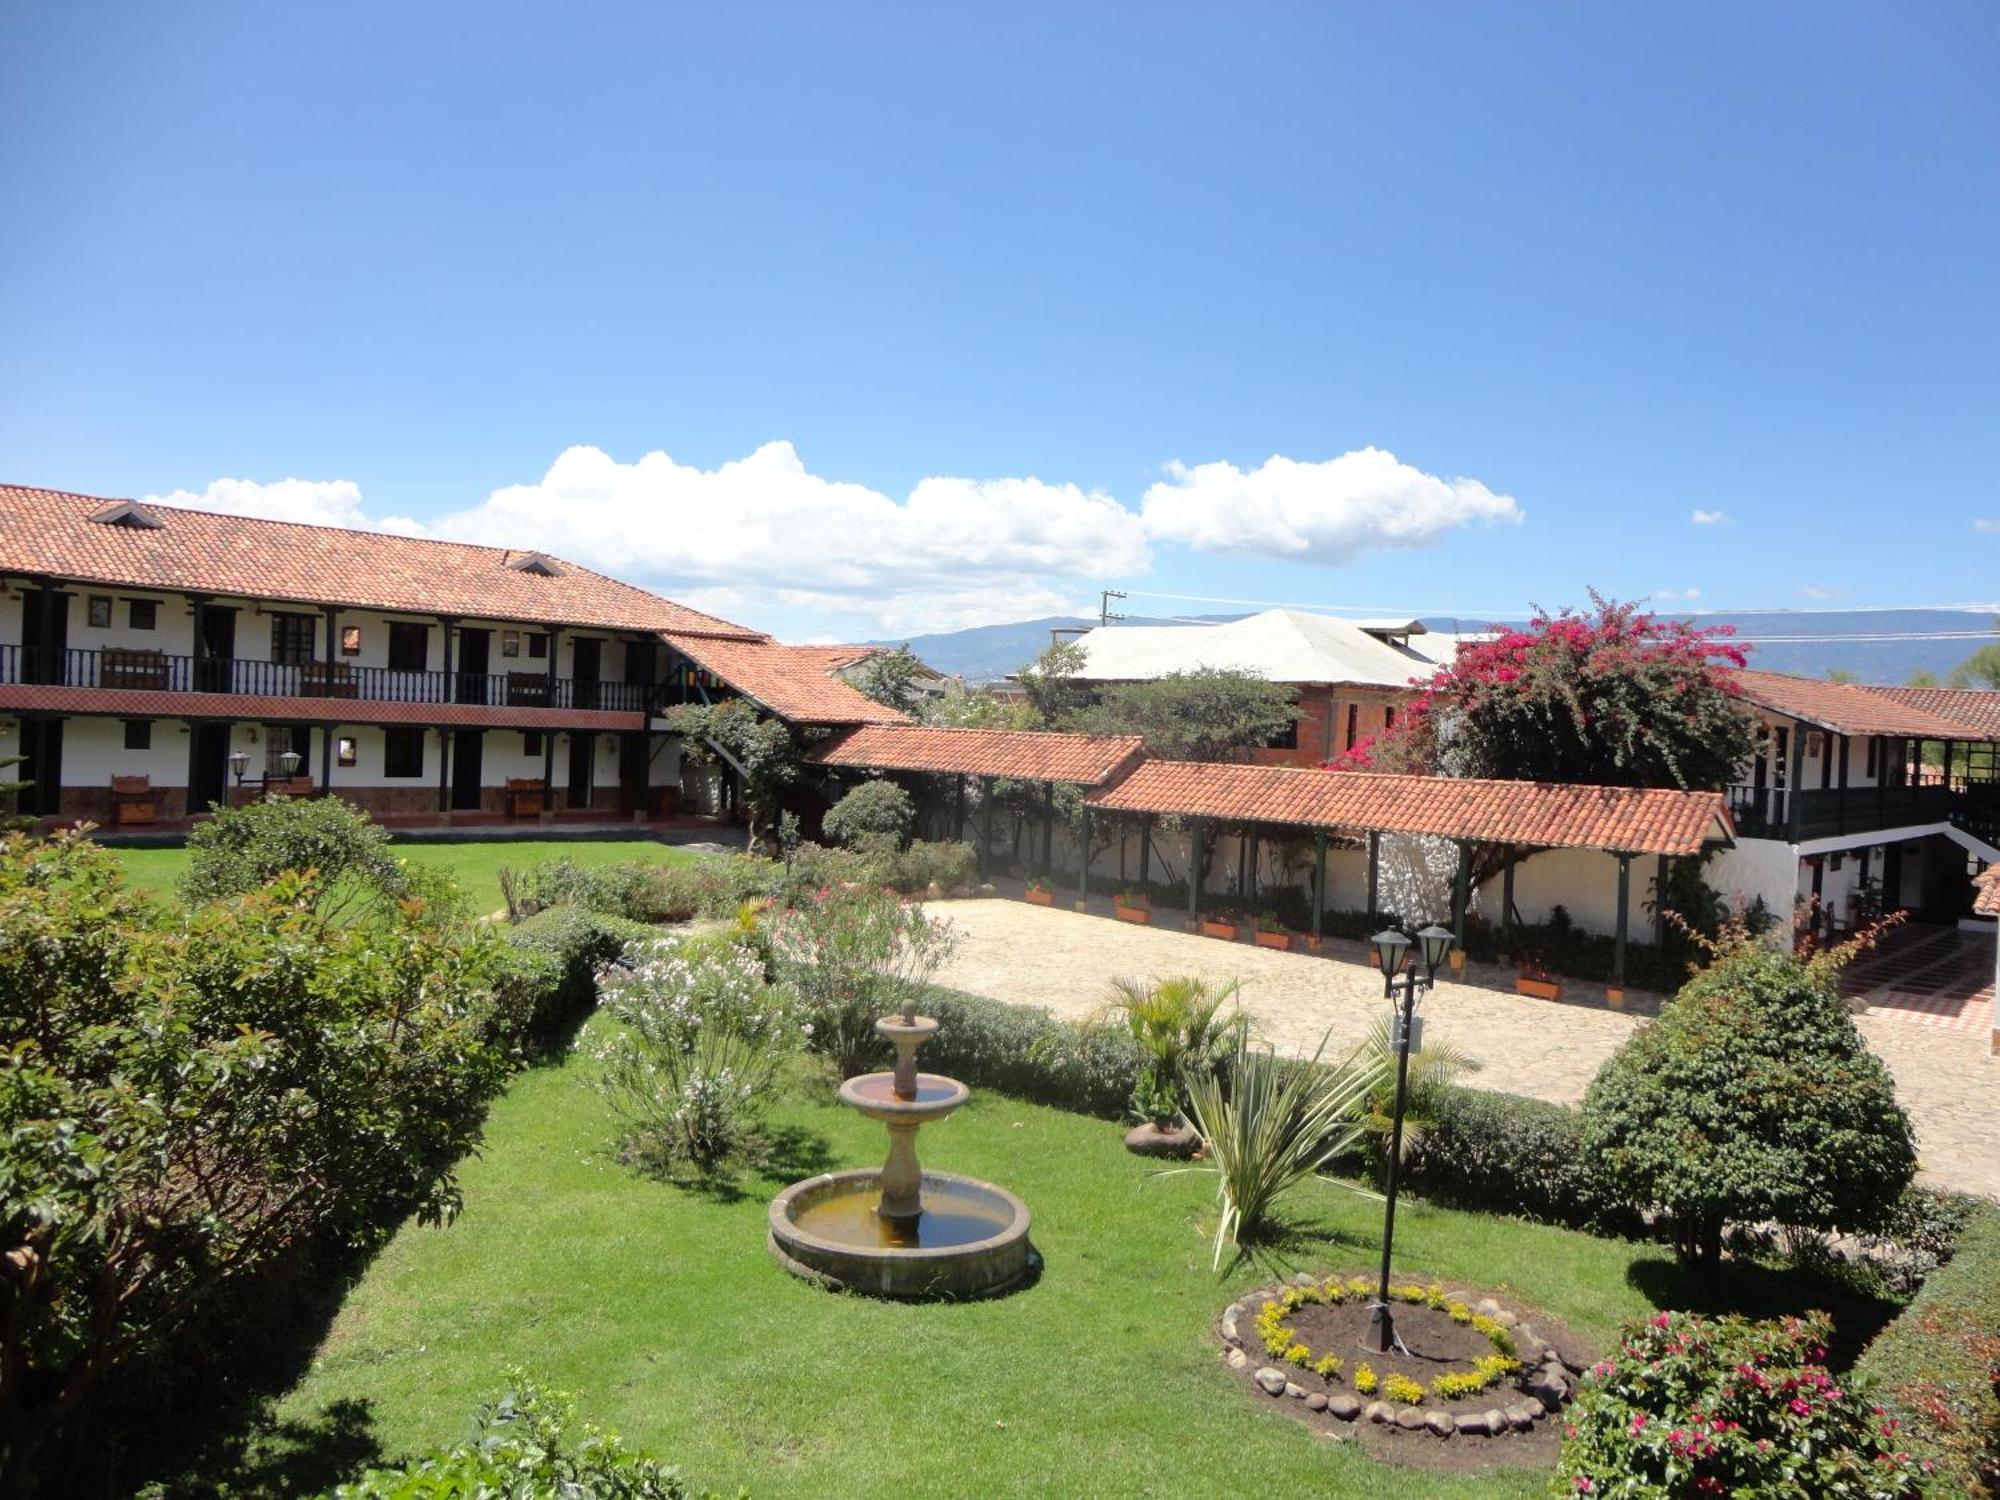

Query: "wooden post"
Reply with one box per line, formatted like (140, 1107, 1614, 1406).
(1654, 854, 1670, 947)
(319, 607, 337, 793)
(543, 629, 562, 813)
(436, 727, 452, 817)
(954, 775, 967, 841)
(1787, 724, 1806, 841)
(1614, 853, 1633, 990)
(1838, 734, 1849, 834)
(1077, 806, 1091, 906)
(1451, 840, 1472, 945)
(1500, 849, 1516, 961)
(1041, 781, 1055, 876)
(1138, 814, 1152, 887)
(184, 717, 202, 818)
(1188, 816, 1204, 928)
(1246, 829, 1259, 909)
(1313, 829, 1327, 941)
(1366, 830, 1380, 917)
(977, 775, 995, 880)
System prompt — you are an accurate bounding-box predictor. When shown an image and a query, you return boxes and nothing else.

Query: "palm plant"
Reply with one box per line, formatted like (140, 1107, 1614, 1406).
(1355, 1013, 1471, 1184)
(1104, 975, 1246, 1127)
(1180, 1029, 1386, 1268)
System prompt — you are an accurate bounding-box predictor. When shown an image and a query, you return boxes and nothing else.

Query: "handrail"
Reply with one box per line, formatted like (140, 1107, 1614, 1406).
(0, 645, 649, 713)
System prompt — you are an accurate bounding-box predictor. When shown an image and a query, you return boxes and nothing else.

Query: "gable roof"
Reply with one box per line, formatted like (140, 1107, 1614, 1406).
(661, 635, 908, 726)
(809, 724, 1146, 784)
(1728, 670, 1979, 739)
(1865, 685, 2000, 741)
(1069, 608, 1464, 688)
(0, 483, 761, 639)
(1084, 762, 1732, 856)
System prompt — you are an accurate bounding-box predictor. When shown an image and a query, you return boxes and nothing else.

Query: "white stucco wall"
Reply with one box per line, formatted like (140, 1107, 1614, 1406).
(1706, 837, 1800, 923)
(1476, 845, 1650, 939)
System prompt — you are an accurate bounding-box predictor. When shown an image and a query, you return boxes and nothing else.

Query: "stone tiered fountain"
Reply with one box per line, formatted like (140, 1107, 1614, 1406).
(768, 999, 1033, 1298)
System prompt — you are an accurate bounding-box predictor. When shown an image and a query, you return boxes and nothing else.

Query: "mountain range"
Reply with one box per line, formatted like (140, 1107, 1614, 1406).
(871, 609, 2000, 687)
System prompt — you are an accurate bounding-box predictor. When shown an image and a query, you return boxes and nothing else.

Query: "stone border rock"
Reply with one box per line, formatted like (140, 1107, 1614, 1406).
(1219, 1272, 1581, 1442)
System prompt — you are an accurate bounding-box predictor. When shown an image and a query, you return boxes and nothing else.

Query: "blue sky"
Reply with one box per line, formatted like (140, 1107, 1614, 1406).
(3, 3, 1997, 641)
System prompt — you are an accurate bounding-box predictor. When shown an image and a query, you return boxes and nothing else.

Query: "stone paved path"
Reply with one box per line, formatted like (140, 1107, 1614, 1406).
(930, 896, 1999, 1201)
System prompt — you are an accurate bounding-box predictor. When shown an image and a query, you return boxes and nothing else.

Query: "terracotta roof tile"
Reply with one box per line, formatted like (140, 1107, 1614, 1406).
(1084, 762, 1732, 856)
(661, 636, 908, 726)
(809, 725, 1146, 784)
(1864, 685, 2000, 740)
(0, 484, 761, 639)
(1976, 866, 2000, 917)
(1730, 670, 1977, 739)
(0, 683, 642, 731)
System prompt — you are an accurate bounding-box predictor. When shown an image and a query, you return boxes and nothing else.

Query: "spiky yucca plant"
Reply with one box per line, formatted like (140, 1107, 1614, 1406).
(1180, 1029, 1385, 1268)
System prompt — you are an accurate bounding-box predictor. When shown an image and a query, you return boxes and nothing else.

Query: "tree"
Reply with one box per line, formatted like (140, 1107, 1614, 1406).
(1580, 932, 1916, 1276)
(1946, 641, 2000, 690)
(1905, 668, 1940, 688)
(821, 778, 915, 851)
(665, 700, 802, 854)
(1824, 667, 1858, 684)
(180, 794, 420, 920)
(1358, 592, 1758, 790)
(1014, 639, 1090, 726)
(0, 832, 508, 1491)
(1073, 668, 1299, 761)
(851, 645, 928, 714)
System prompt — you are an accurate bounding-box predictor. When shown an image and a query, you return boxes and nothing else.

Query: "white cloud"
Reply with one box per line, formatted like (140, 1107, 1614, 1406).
(1654, 587, 1702, 601)
(1138, 448, 1520, 564)
(1974, 518, 2000, 535)
(150, 444, 1147, 635)
(1799, 584, 1838, 601)
(1690, 508, 1728, 526)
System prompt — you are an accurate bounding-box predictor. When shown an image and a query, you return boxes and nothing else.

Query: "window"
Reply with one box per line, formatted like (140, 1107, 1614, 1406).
(501, 630, 521, 658)
(336, 736, 358, 768)
(523, 731, 544, 756)
(1345, 703, 1359, 751)
(387, 621, 429, 673)
(271, 612, 317, 666)
(1383, 705, 1397, 730)
(1265, 717, 1299, 750)
(340, 625, 362, 656)
(383, 728, 424, 778)
(123, 719, 151, 751)
(127, 599, 157, 630)
(265, 725, 311, 778)
(88, 596, 112, 628)
(527, 633, 549, 659)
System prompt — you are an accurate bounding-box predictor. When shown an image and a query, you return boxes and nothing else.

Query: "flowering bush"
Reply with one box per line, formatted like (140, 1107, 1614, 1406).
(1556, 1310, 1926, 1498)
(769, 886, 956, 1078)
(1342, 592, 1757, 792)
(592, 935, 806, 1175)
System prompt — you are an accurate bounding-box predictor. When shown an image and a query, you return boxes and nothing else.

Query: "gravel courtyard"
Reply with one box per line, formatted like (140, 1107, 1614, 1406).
(930, 896, 1999, 1201)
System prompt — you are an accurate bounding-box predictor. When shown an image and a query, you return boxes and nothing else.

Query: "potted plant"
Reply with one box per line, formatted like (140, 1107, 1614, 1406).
(1199, 909, 1240, 941)
(1024, 877, 1055, 907)
(1514, 952, 1561, 1001)
(1113, 888, 1151, 924)
(1251, 911, 1290, 950)
(1292, 927, 1323, 954)
(1107, 976, 1244, 1159)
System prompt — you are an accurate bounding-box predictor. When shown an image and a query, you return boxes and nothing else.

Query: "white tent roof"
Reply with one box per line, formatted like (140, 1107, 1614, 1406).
(1070, 609, 1471, 688)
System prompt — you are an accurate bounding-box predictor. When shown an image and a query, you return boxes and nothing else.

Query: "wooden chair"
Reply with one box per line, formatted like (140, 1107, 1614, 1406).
(110, 774, 157, 826)
(506, 778, 545, 817)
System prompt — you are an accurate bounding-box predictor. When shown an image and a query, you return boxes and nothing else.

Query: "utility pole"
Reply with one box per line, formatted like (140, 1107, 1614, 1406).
(1100, 589, 1126, 626)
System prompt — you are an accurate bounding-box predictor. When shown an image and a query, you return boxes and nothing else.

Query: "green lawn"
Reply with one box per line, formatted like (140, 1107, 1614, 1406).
(265, 1032, 1681, 1500)
(109, 839, 702, 914)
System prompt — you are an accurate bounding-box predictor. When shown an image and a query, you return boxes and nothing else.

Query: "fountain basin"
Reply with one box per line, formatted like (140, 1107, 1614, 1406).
(769, 1168, 1033, 1299)
(837, 1071, 969, 1123)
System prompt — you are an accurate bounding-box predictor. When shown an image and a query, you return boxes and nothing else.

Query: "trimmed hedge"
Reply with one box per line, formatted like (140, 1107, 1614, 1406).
(1401, 1085, 1644, 1237)
(1853, 1201, 2000, 1494)
(916, 988, 1144, 1119)
(497, 906, 651, 1049)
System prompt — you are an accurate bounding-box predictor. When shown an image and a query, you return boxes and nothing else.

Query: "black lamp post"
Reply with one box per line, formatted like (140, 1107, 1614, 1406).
(228, 745, 302, 798)
(1368, 921, 1456, 1353)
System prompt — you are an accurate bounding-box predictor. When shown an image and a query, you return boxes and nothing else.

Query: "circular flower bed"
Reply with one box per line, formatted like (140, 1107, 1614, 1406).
(1253, 1275, 1521, 1402)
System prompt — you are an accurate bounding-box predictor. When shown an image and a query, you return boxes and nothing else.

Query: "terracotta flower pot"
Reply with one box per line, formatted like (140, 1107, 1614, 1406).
(1113, 903, 1151, 925)
(1605, 986, 1626, 1009)
(1293, 933, 1324, 954)
(1515, 975, 1561, 1002)
(1449, 949, 1468, 975)
(1252, 930, 1290, 950)
(1200, 919, 1238, 940)
(1025, 887, 1055, 907)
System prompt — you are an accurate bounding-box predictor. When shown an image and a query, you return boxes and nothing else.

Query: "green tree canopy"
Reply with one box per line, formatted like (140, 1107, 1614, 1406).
(851, 645, 929, 714)
(1946, 640, 2000, 689)
(1580, 935, 1916, 1274)
(1014, 639, 1090, 726)
(1072, 668, 1299, 761)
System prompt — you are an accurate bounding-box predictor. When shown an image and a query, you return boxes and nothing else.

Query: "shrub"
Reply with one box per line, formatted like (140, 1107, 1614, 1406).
(1557, 1309, 1925, 1498)
(1853, 1201, 2000, 1494)
(771, 887, 956, 1078)
(501, 854, 780, 925)
(180, 794, 413, 919)
(0, 832, 507, 1493)
(916, 989, 1143, 1117)
(495, 906, 651, 1047)
(328, 1373, 714, 1498)
(822, 779, 915, 851)
(885, 839, 977, 895)
(1582, 937, 1916, 1274)
(1399, 1086, 1642, 1235)
(1103, 975, 1244, 1126)
(1181, 1030, 1384, 1268)
(592, 935, 805, 1177)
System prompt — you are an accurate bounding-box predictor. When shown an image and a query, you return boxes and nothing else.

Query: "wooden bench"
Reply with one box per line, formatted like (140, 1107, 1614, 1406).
(110, 774, 157, 826)
(101, 647, 170, 691)
(505, 673, 553, 708)
(506, 778, 545, 818)
(299, 661, 359, 698)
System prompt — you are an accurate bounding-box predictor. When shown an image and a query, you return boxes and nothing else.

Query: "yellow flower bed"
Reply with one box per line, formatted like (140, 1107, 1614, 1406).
(1251, 1276, 1520, 1403)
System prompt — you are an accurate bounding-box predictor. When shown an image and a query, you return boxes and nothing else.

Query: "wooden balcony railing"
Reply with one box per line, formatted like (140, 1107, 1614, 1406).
(1728, 780, 2000, 846)
(0, 645, 652, 714)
